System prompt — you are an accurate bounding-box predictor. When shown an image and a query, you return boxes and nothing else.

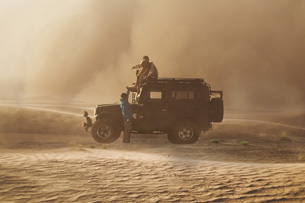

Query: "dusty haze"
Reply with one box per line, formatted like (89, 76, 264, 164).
(0, 0, 305, 110)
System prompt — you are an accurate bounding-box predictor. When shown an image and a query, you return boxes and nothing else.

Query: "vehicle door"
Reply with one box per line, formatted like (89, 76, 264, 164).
(137, 84, 169, 132)
(168, 84, 203, 122)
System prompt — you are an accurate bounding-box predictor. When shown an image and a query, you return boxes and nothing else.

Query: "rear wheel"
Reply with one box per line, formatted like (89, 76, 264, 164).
(168, 121, 199, 144)
(91, 120, 121, 143)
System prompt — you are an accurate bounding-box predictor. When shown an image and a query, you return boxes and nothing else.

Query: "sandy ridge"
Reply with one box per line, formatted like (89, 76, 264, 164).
(1, 149, 305, 203)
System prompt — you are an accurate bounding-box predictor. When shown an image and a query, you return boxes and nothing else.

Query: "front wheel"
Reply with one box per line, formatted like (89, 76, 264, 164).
(168, 121, 199, 144)
(91, 120, 121, 143)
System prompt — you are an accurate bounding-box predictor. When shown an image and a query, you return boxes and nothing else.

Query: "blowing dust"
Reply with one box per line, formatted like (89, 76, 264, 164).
(0, 0, 304, 111)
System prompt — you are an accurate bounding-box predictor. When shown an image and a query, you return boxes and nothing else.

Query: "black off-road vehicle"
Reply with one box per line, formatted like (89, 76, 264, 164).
(85, 78, 223, 144)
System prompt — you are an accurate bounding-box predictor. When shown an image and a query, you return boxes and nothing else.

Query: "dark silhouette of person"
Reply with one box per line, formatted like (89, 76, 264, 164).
(120, 90, 132, 143)
(83, 111, 92, 132)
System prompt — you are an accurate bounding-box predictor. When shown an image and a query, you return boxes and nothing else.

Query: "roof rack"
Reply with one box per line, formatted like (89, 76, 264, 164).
(158, 77, 202, 83)
(157, 77, 204, 81)
(154, 77, 207, 85)
(141, 77, 211, 90)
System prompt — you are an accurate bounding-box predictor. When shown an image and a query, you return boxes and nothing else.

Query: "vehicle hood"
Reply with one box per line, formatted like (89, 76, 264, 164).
(96, 103, 120, 108)
(95, 103, 121, 115)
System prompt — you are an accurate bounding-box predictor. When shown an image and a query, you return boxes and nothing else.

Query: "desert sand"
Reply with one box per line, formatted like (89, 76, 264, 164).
(0, 101, 305, 202)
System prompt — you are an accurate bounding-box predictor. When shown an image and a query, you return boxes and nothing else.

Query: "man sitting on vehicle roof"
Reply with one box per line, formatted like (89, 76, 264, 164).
(141, 55, 158, 82)
(128, 56, 158, 92)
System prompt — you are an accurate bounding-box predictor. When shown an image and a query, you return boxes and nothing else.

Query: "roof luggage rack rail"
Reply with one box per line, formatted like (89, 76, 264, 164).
(156, 77, 205, 85)
(156, 77, 212, 88)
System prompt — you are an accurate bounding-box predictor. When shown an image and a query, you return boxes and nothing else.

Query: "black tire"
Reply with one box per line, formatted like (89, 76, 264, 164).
(210, 98, 224, 122)
(91, 120, 121, 143)
(168, 121, 199, 144)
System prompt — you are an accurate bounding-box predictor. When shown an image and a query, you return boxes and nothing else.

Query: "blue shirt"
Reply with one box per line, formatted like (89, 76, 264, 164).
(120, 90, 132, 121)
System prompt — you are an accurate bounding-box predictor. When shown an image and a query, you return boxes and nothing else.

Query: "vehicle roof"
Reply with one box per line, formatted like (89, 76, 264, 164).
(157, 78, 204, 83)
(153, 77, 209, 86)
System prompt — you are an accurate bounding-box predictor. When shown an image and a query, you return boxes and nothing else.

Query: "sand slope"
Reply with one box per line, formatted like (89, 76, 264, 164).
(1, 148, 305, 202)
(0, 102, 305, 202)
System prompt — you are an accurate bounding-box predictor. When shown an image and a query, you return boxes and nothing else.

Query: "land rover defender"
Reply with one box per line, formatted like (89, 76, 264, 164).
(86, 78, 223, 144)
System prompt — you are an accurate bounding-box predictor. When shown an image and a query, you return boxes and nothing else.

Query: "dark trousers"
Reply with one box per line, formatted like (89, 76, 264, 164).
(123, 120, 132, 143)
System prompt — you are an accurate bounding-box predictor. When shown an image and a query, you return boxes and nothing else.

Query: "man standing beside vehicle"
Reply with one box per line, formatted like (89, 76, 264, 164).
(120, 89, 132, 143)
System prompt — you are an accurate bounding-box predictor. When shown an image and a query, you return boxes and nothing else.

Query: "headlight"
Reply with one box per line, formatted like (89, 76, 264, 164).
(94, 109, 97, 116)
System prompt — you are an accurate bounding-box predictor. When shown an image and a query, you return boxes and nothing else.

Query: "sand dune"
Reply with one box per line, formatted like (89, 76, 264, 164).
(0, 105, 85, 135)
(1, 147, 305, 202)
(0, 102, 305, 202)
(224, 118, 305, 131)
(0, 103, 93, 117)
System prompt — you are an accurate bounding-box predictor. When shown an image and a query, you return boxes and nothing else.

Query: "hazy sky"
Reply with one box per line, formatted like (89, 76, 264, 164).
(0, 0, 304, 110)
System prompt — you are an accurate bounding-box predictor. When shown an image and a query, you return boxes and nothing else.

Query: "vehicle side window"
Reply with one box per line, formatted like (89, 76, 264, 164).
(150, 91, 162, 99)
(172, 91, 195, 100)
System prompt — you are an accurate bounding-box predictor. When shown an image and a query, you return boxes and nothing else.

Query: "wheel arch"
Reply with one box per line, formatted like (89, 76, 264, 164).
(96, 112, 124, 130)
(171, 117, 200, 129)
